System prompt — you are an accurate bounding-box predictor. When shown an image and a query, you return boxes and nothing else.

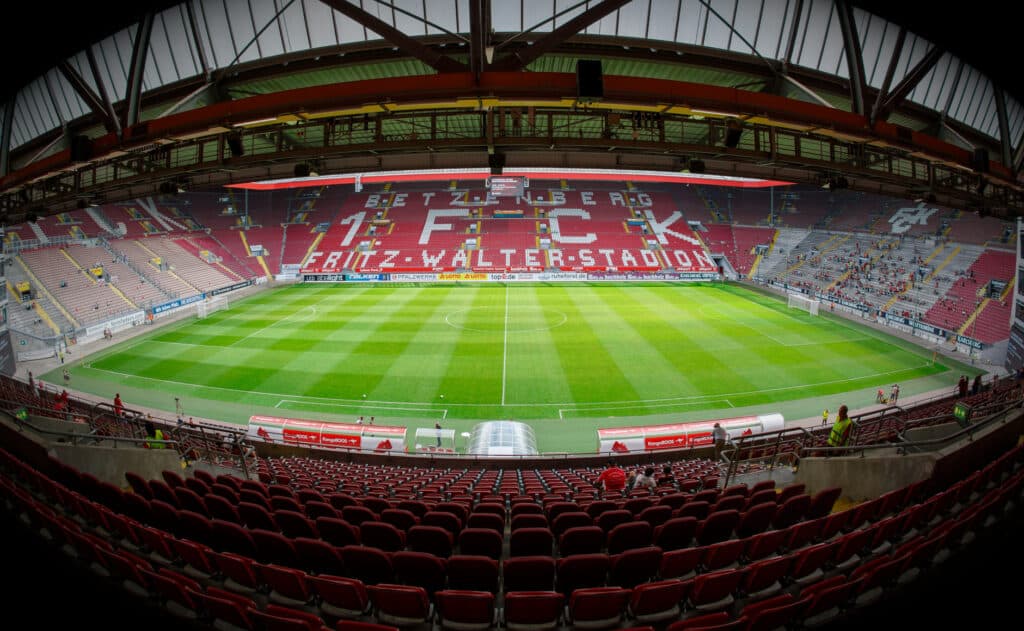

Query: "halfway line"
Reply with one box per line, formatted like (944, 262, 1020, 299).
(501, 283, 509, 406)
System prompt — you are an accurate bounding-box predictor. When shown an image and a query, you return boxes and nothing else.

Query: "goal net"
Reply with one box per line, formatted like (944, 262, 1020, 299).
(787, 293, 820, 316)
(197, 296, 229, 319)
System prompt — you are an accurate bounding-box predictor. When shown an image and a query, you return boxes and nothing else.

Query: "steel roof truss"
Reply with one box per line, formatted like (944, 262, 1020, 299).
(319, 0, 465, 72)
(125, 13, 155, 129)
(57, 59, 118, 135)
(835, 0, 866, 116)
(878, 45, 943, 122)
(491, 0, 631, 71)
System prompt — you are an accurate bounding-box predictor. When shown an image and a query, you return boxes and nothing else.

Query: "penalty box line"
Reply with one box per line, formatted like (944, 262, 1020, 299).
(558, 398, 734, 419)
(275, 399, 449, 419)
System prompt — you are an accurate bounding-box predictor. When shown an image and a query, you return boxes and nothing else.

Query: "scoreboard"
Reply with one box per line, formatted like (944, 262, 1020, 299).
(488, 176, 528, 197)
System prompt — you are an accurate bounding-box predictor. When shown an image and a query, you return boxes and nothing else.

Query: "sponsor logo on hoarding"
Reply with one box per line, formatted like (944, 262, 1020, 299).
(438, 273, 488, 281)
(210, 280, 253, 296)
(644, 435, 688, 450)
(375, 439, 393, 451)
(152, 293, 206, 314)
(688, 433, 714, 446)
(611, 441, 629, 453)
(282, 429, 320, 443)
(321, 433, 361, 448)
(956, 334, 983, 350)
(256, 427, 271, 441)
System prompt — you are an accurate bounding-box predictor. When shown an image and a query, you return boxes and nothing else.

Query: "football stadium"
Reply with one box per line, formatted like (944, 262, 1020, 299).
(1, 1, 1023, 630)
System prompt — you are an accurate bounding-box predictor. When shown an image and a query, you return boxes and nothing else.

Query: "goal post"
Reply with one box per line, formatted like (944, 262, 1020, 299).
(197, 296, 229, 319)
(787, 293, 820, 316)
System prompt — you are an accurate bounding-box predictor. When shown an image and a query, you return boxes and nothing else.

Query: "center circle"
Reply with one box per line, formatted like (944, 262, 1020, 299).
(444, 306, 569, 333)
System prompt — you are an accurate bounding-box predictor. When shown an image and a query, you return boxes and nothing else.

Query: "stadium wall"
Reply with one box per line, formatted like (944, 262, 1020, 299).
(302, 271, 720, 283)
(798, 408, 1024, 499)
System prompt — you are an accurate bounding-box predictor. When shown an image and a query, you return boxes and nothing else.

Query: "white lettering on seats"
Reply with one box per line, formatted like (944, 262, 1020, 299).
(548, 209, 597, 244)
(420, 209, 469, 244)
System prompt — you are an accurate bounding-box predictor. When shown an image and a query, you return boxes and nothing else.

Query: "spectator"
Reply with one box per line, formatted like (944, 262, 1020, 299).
(63, 368, 70, 385)
(971, 374, 982, 396)
(595, 461, 627, 495)
(434, 422, 442, 447)
(712, 422, 729, 460)
(28, 371, 34, 390)
(113, 393, 124, 418)
(625, 469, 638, 490)
(827, 405, 852, 452)
(633, 467, 657, 492)
(957, 375, 968, 398)
(890, 384, 900, 403)
(657, 465, 675, 487)
(144, 422, 166, 449)
(822, 408, 829, 426)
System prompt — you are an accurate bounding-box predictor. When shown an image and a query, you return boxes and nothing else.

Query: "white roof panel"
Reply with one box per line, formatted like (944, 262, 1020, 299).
(2, 0, 1020, 156)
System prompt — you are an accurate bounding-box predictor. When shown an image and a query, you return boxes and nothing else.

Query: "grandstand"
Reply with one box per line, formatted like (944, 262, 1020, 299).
(2, 370, 1023, 630)
(3, 1, 1024, 629)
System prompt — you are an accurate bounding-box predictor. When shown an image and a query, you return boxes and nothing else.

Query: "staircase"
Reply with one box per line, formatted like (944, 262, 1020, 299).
(86, 207, 120, 235)
(27, 222, 49, 244)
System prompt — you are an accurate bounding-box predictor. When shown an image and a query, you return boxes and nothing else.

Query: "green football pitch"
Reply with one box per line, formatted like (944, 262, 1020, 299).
(49, 282, 971, 453)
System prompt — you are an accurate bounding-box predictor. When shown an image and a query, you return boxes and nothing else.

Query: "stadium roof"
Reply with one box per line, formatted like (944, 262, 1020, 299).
(1, 0, 1021, 221)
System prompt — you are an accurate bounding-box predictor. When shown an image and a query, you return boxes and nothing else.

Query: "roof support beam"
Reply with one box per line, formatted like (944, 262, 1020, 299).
(469, 0, 489, 82)
(320, 0, 465, 72)
(994, 86, 1013, 169)
(85, 48, 122, 138)
(124, 13, 155, 129)
(869, 26, 906, 125)
(0, 100, 14, 177)
(186, 0, 211, 82)
(877, 45, 943, 122)
(782, 0, 804, 66)
(491, 0, 631, 71)
(836, 0, 867, 116)
(782, 74, 836, 108)
(1013, 129, 1024, 175)
(57, 58, 119, 135)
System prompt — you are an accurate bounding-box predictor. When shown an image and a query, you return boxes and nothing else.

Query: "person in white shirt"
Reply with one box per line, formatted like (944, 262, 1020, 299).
(712, 422, 729, 460)
(633, 466, 657, 491)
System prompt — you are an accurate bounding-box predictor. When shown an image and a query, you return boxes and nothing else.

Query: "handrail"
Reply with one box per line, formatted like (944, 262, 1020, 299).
(5, 406, 179, 450)
(721, 426, 815, 485)
(803, 396, 1022, 458)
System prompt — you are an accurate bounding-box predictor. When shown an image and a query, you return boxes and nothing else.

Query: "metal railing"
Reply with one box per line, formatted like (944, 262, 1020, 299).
(720, 392, 1024, 485)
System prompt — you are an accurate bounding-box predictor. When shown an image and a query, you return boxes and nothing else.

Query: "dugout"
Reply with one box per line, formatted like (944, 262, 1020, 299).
(413, 427, 457, 453)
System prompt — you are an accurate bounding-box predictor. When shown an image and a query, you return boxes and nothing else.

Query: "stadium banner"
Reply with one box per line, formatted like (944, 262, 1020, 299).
(597, 414, 784, 453)
(302, 271, 716, 284)
(247, 415, 407, 452)
(438, 272, 489, 281)
(883, 311, 948, 338)
(346, 273, 390, 282)
(303, 273, 346, 282)
(209, 280, 253, 296)
(84, 310, 146, 338)
(151, 293, 206, 315)
(956, 334, 984, 350)
(593, 413, 782, 452)
(587, 271, 718, 281)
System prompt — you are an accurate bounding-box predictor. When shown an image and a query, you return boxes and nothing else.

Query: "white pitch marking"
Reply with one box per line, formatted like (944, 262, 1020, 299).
(85, 361, 931, 410)
(501, 283, 509, 406)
